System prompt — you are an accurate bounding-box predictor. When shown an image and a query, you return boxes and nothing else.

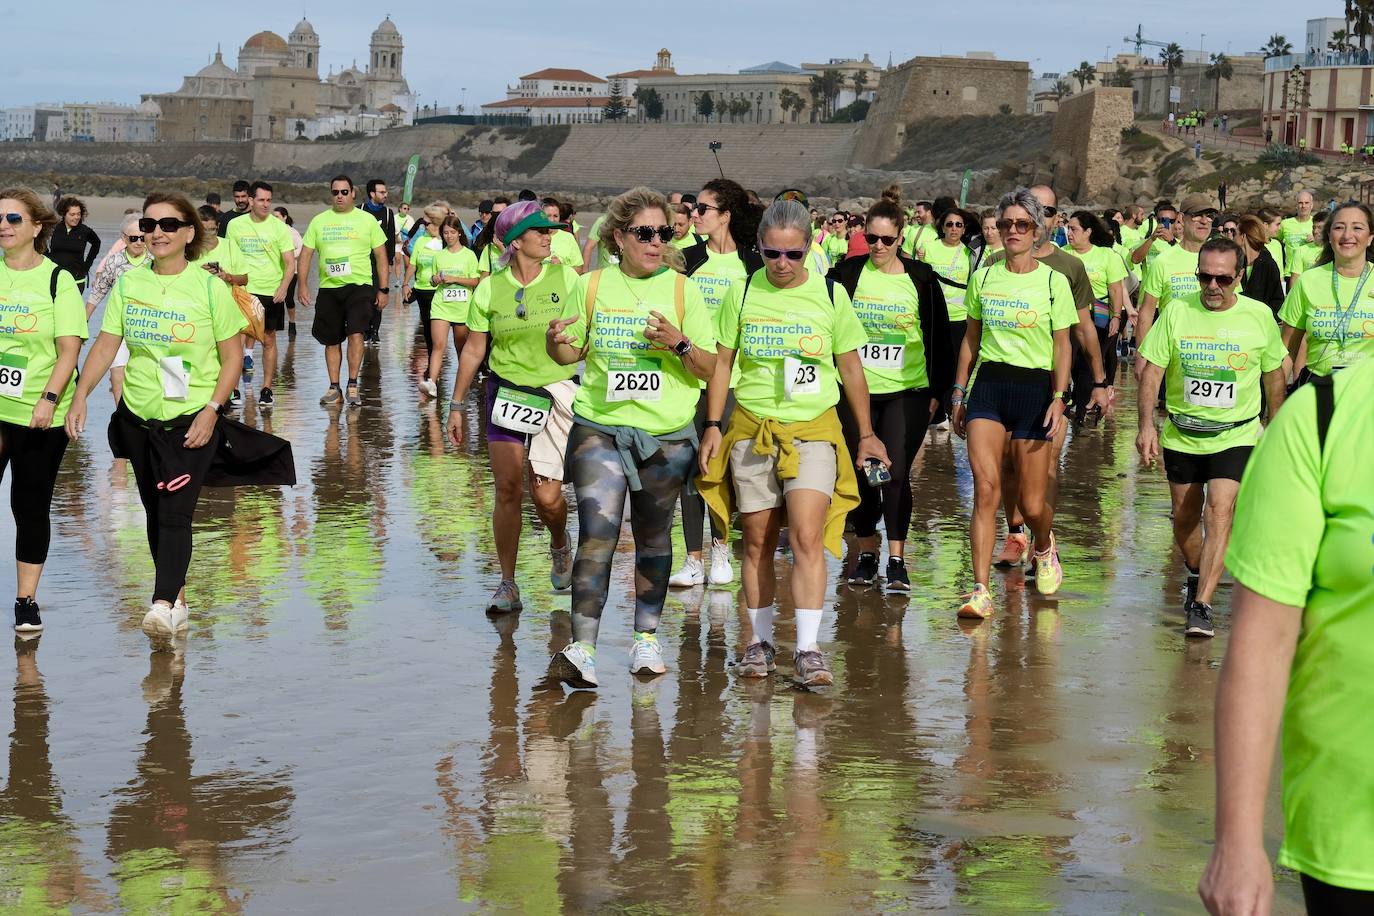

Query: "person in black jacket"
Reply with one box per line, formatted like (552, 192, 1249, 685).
(1232, 214, 1285, 317)
(47, 196, 100, 290)
(826, 190, 954, 591)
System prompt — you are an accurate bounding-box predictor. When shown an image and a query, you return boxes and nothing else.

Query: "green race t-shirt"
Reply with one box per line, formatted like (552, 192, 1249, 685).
(186, 238, 245, 275)
(467, 264, 579, 389)
(411, 235, 443, 290)
(717, 269, 867, 423)
(919, 240, 972, 322)
(901, 224, 932, 258)
(301, 207, 386, 288)
(966, 261, 1076, 371)
(0, 257, 88, 425)
(851, 260, 928, 394)
(822, 234, 848, 267)
(1225, 358, 1374, 891)
(1142, 243, 1200, 309)
(1278, 262, 1374, 376)
(1139, 292, 1286, 453)
(1265, 238, 1285, 274)
(546, 229, 584, 270)
(690, 246, 748, 319)
(101, 265, 247, 421)
(478, 243, 503, 275)
(1065, 244, 1128, 301)
(1288, 242, 1322, 279)
(1279, 215, 1314, 265)
(562, 266, 715, 434)
(431, 246, 481, 324)
(225, 214, 294, 296)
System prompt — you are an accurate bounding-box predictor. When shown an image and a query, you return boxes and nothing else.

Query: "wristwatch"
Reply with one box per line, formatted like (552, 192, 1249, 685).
(41, 391, 58, 404)
(1052, 391, 1066, 401)
(207, 400, 224, 415)
(1092, 378, 1110, 389)
(703, 419, 722, 429)
(674, 337, 693, 356)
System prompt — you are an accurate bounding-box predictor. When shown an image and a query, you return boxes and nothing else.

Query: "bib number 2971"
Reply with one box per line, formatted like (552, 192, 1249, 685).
(1185, 377, 1235, 409)
(607, 357, 663, 402)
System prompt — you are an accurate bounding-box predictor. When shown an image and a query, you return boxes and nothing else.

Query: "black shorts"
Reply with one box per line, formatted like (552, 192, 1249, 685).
(313, 285, 374, 346)
(1162, 445, 1253, 484)
(255, 292, 286, 332)
(965, 362, 1054, 440)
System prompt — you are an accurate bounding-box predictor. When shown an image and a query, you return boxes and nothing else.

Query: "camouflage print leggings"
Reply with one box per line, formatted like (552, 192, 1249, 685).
(566, 424, 697, 644)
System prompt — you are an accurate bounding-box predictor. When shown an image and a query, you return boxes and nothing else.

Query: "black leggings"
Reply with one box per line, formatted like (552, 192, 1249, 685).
(932, 319, 967, 425)
(1302, 873, 1374, 915)
(838, 387, 932, 542)
(112, 413, 220, 604)
(679, 390, 733, 553)
(0, 423, 69, 565)
(414, 288, 435, 356)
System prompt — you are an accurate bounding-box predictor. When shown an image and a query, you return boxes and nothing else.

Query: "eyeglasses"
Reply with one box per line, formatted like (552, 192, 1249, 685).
(943, 221, 964, 229)
(995, 218, 1036, 235)
(828, 217, 844, 224)
(761, 247, 806, 261)
(693, 202, 722, 215)
(864, 233, 898, 246)
(124, 235, 144, 243)
(1196, 271, 1237, 287)
(1218, 227, 1238, 236)
(137, 217, 192, 233)
(1187, 210, 1218, 220)
(1042, 206, 1058, 217)
(0, 213, 24, 225)
(625, 225, 674, 244)
(331, 188, 352, 197)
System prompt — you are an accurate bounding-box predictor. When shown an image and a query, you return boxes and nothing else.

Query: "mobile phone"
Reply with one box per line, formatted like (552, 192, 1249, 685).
(864, 458, 892, 487)
(1159, 217, 1173, 229)
(204, 261, 220, 272)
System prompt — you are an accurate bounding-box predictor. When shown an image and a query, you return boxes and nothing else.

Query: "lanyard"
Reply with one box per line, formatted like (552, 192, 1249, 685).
(1329, 263, 1372, 347)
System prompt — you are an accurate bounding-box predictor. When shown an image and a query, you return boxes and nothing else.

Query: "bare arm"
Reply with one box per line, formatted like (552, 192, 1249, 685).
(1261, 368, 1286, 419)
(1135, 360, 1165, 466)
(1279, 322, 1302, 363)
(836, 349, 891, 470)
(64, 331, 124, 439)
(296, 246, 316, 307)
(274, 249, 297, 302)
(28, 336, 81, 430)
(698, 345, 736, 475)
(372, 243, 390, 308)
(545, 317, 587, 365)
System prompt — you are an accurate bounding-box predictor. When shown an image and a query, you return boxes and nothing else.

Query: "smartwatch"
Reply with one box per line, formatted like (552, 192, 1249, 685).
(1052, 391, 1066, 401)
(1092, 378, 1110, 389)
(41, 391, 58, 404)
(673, 337, 693, 357)
(207, 400, 225, 415)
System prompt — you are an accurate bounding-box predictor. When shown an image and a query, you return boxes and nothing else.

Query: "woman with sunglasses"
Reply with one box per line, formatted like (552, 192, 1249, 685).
(822, 212, 849, 266)
(918, 208, 974, 359)
(1064, 210, 1131, 396)
(670, 179, 763, 588)
(951, 188, 1076, 619)
(698, 199, 888, 687)
(827, 189, 954, 591)
(448, 200, 581, 614)
(86, 214, 158, 404)
(0, 188, 87, 635)
(545, 187, 716, 687)
(66, 193, 248, 647)
(1279, 202, 1374, 380)
(421, 214, 480, 398)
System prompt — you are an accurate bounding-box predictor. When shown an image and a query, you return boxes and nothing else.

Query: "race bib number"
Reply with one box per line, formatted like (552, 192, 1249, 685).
(492, 387, 551, 434)
(325, 258, 352, 278)
(160, 356, 191, 401)
(441, 286, 469, 303)
(0, 352, 27, 398)
(606, 356, 663, 402)
(860, 334, 905, 371)
(783, 355, 821, 400)
(1184, 369, 1236, 409)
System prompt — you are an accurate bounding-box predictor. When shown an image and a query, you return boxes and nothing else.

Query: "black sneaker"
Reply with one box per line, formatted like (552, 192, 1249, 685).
(885, 557, 911, 592)
(228, 388, 243, 408)
(14, 598, 42, 634)
(848, 552, 879, 586)
(1184, 574, 1199, 610)
(259, 387, 274, 410)
(288, 321, 298, 339)
(1184, 601, 1215, 638)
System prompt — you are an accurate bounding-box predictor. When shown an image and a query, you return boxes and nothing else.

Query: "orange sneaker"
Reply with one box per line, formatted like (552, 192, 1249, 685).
(958, 584, 994, 619)
(994, 532, 1029, 569)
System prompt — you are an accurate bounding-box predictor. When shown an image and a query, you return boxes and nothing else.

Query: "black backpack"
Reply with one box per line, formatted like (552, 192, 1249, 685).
(1313, 374, 1335, 453)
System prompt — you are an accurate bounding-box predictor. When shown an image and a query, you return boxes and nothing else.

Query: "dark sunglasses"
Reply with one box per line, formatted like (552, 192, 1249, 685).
(761, 247, 806, 261)
(1217, 227, 1238, 236)
(865, 233, 898, 246)
(514, 287, 526, 319)
(626, 225, 673, 244)
(944, 221, 964, 229)
(137, 217, 192, 233)
(124, 235, 144, 243)
(0, 213, 24, 225)
(995, 218, 1036, 235)
(1196, 271, 1237, 287)
(1187, 210, 1219, 220)
(331, 188, 352, 197)
(1042, 206, 1058, 217)
(693, 202, 722, 215)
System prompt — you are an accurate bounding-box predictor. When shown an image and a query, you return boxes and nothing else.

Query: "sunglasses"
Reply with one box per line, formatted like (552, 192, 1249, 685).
(761, 247, 806, 261)
(944, 221, 964, 229)
(995, 218, 1036, 235)
(137, 217, 192, 233)
(864, 233, 898, 246)
(625, 225, 674, 244)
(125, 235, 144, 243)
(0, 213, 24, 225)
(1043, 206, 1058, 217)
(1196, 271, 1237, 287)
(331, 188, 352, 197)
(1187, 210, 1218, 220)
(693, 202, 722, 215)
(1218, 227, 1238, 236)
(514, 287, 526, 320)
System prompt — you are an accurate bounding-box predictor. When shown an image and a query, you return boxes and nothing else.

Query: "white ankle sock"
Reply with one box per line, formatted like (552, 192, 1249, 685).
(795, 608, 823, 652)
(746, 605, 774, 645)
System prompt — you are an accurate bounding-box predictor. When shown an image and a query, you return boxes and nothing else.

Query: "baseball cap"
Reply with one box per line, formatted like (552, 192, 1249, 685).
(501, 210, 568, 245)
(1179, 193, 1217, 216)
(478, 199, 494, 214)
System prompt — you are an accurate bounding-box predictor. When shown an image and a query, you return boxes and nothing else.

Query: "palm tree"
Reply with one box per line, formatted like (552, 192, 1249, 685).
(1070, 61, 1097, 92)
(851, 70, 869, 101)
(1160, 43, 1185, 81)
(807, 75, 824, 122)
(779, 88, 803, 123)
(1110, 64, 1135, 88)
(1262, 34, 1293, 58)
(1330, 28, 1354, 53)
(1052, 79, 1072, 103)
(1205, 53, 1234, 110)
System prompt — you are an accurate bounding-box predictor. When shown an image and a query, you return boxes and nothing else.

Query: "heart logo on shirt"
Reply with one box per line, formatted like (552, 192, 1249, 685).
(893, 314, 915, 330)
(171, 322, 196, 343)
(1227, 352, 1249, 371)
(12, 313, 37, 333)
(1362, 318, 1374, 337)
(1015, 310, 1039, 329)
(798, 334, 824, 356)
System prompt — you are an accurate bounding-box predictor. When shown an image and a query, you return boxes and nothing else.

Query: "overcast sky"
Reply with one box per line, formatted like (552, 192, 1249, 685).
(3, 3, 1332, 110)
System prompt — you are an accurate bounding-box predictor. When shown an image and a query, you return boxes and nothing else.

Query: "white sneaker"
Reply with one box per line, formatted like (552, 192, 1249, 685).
(629, 632, 667, 675)
(668, 556, 705, 587)
(419, 378, 438, 398)
(707, 540, 734, 585)
(549, 640, 598, 688)
(141, 601, 188, 649)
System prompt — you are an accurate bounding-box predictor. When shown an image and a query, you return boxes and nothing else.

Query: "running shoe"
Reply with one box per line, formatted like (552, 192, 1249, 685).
(735, 640, 776, 678)
(1184, 573, 1200, 610)
(994, 532, 1029, 569)
(13, 598, 41, 634)
(242, 353, 253, 373)
(487, 579, 522, 614)
(419, 377, 438, 399)
(1185, 601, 1216, 638)
(228, 388, 243, 408)
(885, 557, 911, 592)
(550, 640, 598, 688)
(1033, 534, 1063, 595)
(629, 632, 667, 675)
(707, 541, 734, 586)
(346, 383, 362, 408)
(259, 387, 274, 410)
(848, 552, 879, 586)
(793, 649, 833, 687)
(288, 321, 297, 340)
(319, 385, 343, 406)
(141, 601, 189, 649)
(550, 542, 573, 591)
(668, 556, 705, 588)
(957, 583, 994, 619)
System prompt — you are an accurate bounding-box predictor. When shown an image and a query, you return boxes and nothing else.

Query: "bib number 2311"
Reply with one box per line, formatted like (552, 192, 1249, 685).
(607, 357, 663, 402)
(783, 355, 821, 400)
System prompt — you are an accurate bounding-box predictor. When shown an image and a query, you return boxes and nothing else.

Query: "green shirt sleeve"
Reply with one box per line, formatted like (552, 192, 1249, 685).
(1103, 247, 1127, 285)
(1049, 271, 1077, 330)
(367, 217, 386, 250)
(1137, 301, 1174, 368)
(1277, 277, 1308, 328)
(966, 267, 985, 321)
(1224, 384, 1323, 607)
(1259, 315, 1287, 372)
(680, 278, 716, 350)
(560, 272, 590, 348)
(467, 276, 492, 333)
(301, 216, 320, 251)
(716, 277, 744, 350)
(100, 275, 127, 337)
(830, 285, 868, 354)
(211, 275, 249, 342)
(1142, 257, 1168, 301)
(53, 271, 88, 339)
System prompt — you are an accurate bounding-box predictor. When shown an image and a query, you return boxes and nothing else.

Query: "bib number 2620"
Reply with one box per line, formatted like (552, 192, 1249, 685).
(606, 357, 663, 402)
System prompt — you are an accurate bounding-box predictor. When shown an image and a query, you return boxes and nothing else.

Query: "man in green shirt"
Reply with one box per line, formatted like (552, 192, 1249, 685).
(1135, 192, 1215, 377)
(1136, 238, 1287, 637)
(225, 180, 295, 409)
(1279, 191, 1315, 280)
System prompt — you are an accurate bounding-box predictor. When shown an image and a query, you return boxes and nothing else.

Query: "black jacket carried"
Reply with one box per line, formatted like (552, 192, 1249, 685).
(682, 238, 763, 278)
(48, 222, 101, 282)
(1241, 246, 1285, 317)
(109, 401, 296, 490)
(827, 254, 955, 399)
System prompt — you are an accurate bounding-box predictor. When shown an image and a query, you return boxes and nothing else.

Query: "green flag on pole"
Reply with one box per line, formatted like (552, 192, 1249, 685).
(403, 154, 420, 205)
(959, 169, 972, 207)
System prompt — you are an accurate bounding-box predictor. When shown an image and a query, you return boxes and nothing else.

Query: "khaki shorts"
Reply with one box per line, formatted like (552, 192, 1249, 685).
(730, 438, 837, 513)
